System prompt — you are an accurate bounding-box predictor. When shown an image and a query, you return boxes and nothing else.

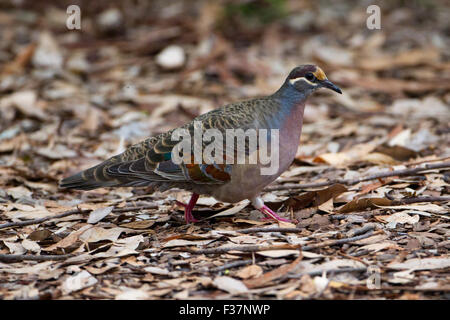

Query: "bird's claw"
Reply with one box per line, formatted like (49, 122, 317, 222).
(259, 205, 294, 223)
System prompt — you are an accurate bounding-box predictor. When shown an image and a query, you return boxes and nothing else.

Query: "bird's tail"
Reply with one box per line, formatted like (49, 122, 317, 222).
(59, 158, 121, 190)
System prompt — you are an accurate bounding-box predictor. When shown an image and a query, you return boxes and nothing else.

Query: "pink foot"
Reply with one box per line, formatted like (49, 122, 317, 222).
(259, 205, 293, 223)
(176, 193, 199, 224)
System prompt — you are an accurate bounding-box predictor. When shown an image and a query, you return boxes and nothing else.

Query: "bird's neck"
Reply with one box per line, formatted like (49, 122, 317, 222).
(273, 81, 306, 107)
(268, 82, 307, 127)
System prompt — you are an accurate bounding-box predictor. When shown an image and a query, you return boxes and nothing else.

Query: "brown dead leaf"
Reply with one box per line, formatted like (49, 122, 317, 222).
(236, 264, 263, 279)
(87, 206, 114, 224)
(377, 212, 420, 226)
(313, 153, 350, 167)
(2, 43, 36, 75)
(28, 229, 53, 241)
(44, 225, 92, 251)
(338, 198, 392, 213)
(388, 257, 450, 271)
(357, 242, 403, 253)
(361, 152, 398, 165)
(61, 271, 98, 295)
(232, 218, 267, 226)
(83, 265, 117, 275)
(213, 276, 248, 295)
(79, 227, 127, 243)
(357, 48, 440, 71)
(244, 254, 303, 289)
(120, 220, 155, 229)
(256, 250, 299, 258)
(206, 200, 250, 219)
(374, 144, 418, 161)
(21, 239, 40, 253)
(287, 184, 347, 210)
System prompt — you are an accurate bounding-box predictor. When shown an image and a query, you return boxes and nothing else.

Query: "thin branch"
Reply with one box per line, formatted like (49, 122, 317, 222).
(390, 196, 450, 205)
(188, 243, 302, 255)
(346, 223, 377, 237)
(237, 227, 303, 234)
(352, 285, 450, 292)
(110, 204, 158, 213)
(288, 266, 368, 278)
(188, 230, 378, 255)
(265, 162, 450, 191)
(301, 230, 378, 251)
(211, 259, 254, 272)
(0, 204, 159, 230)
(0, 253, 74, 263)
(0, 208, 88, 230)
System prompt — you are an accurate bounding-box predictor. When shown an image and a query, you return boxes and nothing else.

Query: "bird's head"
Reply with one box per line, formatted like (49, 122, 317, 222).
(286, 65, 342, 95)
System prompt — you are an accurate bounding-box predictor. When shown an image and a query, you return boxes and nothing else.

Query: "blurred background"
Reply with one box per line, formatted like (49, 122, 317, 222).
(0, 0, 449, 199)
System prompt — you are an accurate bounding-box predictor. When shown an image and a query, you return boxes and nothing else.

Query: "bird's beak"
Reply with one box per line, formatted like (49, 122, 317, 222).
(321, 79, 342, 94)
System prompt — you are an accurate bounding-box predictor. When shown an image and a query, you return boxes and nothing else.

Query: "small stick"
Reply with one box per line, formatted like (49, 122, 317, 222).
(111, 204, 158, 213)
(0, 208, 88, 230)
(237, 227, 303, 234)
(0, 204, 158, 230)
(188, 243, 302, 255)
(346, 223, 377, 237)
(355, 286, 450, 292)
(188, 230, 377, 255)
(265, 162, 450, 191)
(211, 259, 254, 272)
(288, 266, 368, 278)
(301, 230, 378, 251)
(390, 196, 450, 205)
(0, 253, 74, 263)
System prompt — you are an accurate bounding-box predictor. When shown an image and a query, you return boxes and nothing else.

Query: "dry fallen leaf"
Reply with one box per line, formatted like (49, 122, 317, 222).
(256, 250, 299, 258)
(378, 212, 420, 228)
(213, 276, 248, 295)
(79, 227, 127, 243)
(87, 206, 114, 224)
(61, 271, 98, 295)
(44, 225, 92, 251)
(236, 264, 263, 279)
(120, 220, 155, 229)
(338, 198, 392, 213)
(21, 239, 41, 253)
(206, 200, 250, 219)
(388, 258, 450, 271)
(244, 255, 303, 289)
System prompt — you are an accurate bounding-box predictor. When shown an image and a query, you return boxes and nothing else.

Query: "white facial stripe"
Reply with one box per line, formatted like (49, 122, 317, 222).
(289, 77, 318, 86)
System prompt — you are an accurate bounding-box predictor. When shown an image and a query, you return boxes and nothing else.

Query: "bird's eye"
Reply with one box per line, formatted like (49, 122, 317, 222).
(305, 73, 315, 81)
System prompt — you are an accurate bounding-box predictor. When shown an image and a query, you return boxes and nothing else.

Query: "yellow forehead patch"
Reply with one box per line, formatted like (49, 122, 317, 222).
(313, 67, 327, 81)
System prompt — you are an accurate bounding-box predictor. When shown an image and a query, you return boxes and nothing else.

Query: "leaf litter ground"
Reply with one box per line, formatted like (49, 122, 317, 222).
(0, 1, 449, 300)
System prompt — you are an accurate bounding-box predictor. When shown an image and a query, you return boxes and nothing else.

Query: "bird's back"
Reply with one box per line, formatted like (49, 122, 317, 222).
(59, 96, 282, 192)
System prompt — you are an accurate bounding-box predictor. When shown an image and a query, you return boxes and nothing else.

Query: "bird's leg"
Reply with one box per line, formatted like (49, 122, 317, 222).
(176, 193, 199, 224)
(251, 196, 292, 223)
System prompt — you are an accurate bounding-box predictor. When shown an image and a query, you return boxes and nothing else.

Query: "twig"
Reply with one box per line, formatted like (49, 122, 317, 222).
(0, 204, 159, 230)
(237, 227, 303, 234)
(111, 204, 158, 213)
(346, 223, 377, 237)
(265, 162, 450, 191)
(0, 253, 74, 263)
(188, 244, 302, 255)
(288, 267, 368, 278)
(301, 230, 378, 251)
(188, 230, 378, 255)
(0, 208, 88, 230)
(211, 259, 254, 272)
(352, 285, 450, 292)
(390, 196, 450, 205)
(329, 214, 351, 220)
(244, 255, 303, 289)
